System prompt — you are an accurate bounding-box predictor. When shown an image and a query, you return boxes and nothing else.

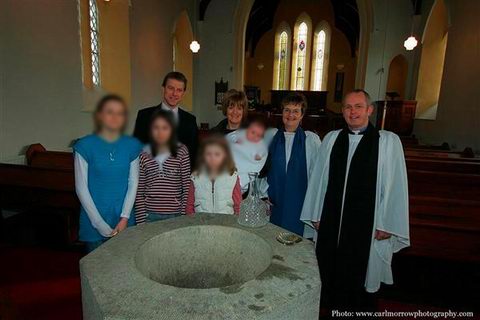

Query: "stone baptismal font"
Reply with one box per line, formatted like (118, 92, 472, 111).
(80, 214, 320, 319)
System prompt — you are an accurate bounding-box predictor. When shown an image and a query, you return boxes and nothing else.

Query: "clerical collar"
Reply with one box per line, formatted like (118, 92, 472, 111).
(348, 125, 368, 135)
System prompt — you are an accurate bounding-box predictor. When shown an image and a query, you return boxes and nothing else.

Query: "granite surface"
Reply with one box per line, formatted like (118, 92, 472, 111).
(80, 214, 320, 320)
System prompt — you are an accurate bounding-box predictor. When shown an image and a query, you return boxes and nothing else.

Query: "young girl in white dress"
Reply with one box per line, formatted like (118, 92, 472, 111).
(185, 135, 242, 215)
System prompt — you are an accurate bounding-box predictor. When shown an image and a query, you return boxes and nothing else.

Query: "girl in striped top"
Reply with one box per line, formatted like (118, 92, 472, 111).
(135, 110, 191, 224)
(186, 135, 242, 215)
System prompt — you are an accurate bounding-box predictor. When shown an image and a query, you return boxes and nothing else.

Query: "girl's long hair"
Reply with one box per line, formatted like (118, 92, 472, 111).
(194, 134, 236, 176)
(148, 109, 178, 157)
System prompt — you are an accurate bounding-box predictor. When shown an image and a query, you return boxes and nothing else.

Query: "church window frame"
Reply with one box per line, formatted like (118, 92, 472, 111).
(311, 21, 331, 91)
(272, 22, 292, 90)
(291, 13, 312, 91)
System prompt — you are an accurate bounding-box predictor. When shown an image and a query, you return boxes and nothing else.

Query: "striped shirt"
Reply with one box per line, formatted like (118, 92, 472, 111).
(135, 144, 191, 224)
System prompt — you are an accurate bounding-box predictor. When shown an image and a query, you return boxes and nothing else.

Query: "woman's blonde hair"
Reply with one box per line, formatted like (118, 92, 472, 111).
(194, 134, 237, 176)
(221, 89, 249, 119)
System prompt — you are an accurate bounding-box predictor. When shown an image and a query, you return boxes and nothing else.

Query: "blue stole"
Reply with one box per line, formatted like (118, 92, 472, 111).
(267, 127, 308, 235)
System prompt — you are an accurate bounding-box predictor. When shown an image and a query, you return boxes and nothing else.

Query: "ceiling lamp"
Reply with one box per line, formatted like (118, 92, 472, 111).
(189, 2, 200, 53)
(190, 40, 200, 53)
(404, 36, 418, 51)
(404, 0, 418, 51)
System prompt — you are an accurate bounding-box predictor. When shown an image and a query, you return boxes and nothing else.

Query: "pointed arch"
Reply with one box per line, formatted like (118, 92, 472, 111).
(311, 20, 331, 91)
(415, 0, 449, 119)
(386, 54, 408, 99)
(356, 0, 374, 88)
(172, 10, 194, 110)
(273, 22, 292, 90)
(291, 13, 312, 90)
(232, 0, 255, 88)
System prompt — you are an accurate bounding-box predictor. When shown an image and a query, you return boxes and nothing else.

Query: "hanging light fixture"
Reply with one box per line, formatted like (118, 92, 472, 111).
(404, 0, 418, 51)
(190, 40, 200, 53)
(190, 3, 200, 53)
(404, 36, 418, 50)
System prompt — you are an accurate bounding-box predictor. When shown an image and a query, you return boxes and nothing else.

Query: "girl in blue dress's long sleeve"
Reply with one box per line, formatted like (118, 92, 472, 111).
(73, 95, 142, 253)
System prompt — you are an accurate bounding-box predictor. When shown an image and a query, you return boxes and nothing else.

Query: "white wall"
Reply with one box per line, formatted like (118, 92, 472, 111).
(192, 0, 242, 127)
(2, 0, 477, 158)
(0, 0, 91, 163)
(0, 0, 241, 162)
(361, 0, 478, 152)
(0, 0, 195, 162)
(129, 0, 192, 130)
(363, 0, 416, 104)
(129, 0, 249, 128)
(413, 0, 480, 152)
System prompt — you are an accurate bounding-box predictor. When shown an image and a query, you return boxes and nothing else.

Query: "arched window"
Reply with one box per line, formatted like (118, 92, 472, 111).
(273, 22, 291, 90)
(278, 32, 289, 89)
(291, 14, 312, 90)
(79, 0, 132, 108)
(311, 21, 331, 91)
(88, 0, 100, 86)
(294, 22, 308, 90)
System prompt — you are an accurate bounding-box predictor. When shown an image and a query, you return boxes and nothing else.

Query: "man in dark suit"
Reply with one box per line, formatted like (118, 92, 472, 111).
(133, 71, 199, 166)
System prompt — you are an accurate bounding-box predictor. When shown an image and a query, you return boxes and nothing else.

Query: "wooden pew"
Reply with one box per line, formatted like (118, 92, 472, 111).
(26, 143, 73, 169)
(401, 144, 480, 262)
(403, 165, 480, 262)
(0, 163, 79, 244)
(0, 146, 78, 244)
(407, 196, 480, 262)
(405, 148, 478, 161)
(408, 170, 480, 201)
(406, 158, 480, 174)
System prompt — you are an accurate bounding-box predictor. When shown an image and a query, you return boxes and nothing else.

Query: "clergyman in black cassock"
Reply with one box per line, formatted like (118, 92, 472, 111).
(300, 89, 410, 314)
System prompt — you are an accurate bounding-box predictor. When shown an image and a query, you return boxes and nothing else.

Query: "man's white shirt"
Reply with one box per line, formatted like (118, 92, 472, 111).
(161, 102, 179, 122)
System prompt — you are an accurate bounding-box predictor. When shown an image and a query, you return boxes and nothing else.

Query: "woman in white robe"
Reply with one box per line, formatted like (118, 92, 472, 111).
(261, 93, 321, 237)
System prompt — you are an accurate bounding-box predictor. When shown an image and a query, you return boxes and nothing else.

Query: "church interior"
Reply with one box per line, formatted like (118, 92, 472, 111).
(0, 0, 479, 319)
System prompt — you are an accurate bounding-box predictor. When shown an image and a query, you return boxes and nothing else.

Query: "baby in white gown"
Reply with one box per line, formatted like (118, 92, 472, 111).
(226, 119, 268, 194)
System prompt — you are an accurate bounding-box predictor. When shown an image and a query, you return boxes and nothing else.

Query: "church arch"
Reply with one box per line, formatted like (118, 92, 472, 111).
(386, 54, 408, 100)
(415, 0, 449, 120)
(172, 10, 194, 110)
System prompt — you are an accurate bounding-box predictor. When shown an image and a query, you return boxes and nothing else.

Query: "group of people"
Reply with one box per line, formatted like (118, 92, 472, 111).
(74, 71, 409, 314)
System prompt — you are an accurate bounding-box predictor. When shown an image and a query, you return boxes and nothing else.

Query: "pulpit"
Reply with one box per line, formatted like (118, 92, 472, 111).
(375, 100, 417, 136)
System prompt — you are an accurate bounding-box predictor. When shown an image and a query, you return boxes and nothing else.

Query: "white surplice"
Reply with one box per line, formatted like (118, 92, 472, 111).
(300, 129, 410, 292)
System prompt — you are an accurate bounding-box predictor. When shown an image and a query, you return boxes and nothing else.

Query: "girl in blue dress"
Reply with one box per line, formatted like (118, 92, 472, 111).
(74, 95, 142, 253)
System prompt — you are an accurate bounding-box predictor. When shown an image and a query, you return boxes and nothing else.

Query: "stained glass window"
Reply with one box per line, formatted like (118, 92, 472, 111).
(88, 0, 100, 86)
(294, 22, 308, 90)
(277, 31, 288, 90)
(313, 30, 326, 91)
